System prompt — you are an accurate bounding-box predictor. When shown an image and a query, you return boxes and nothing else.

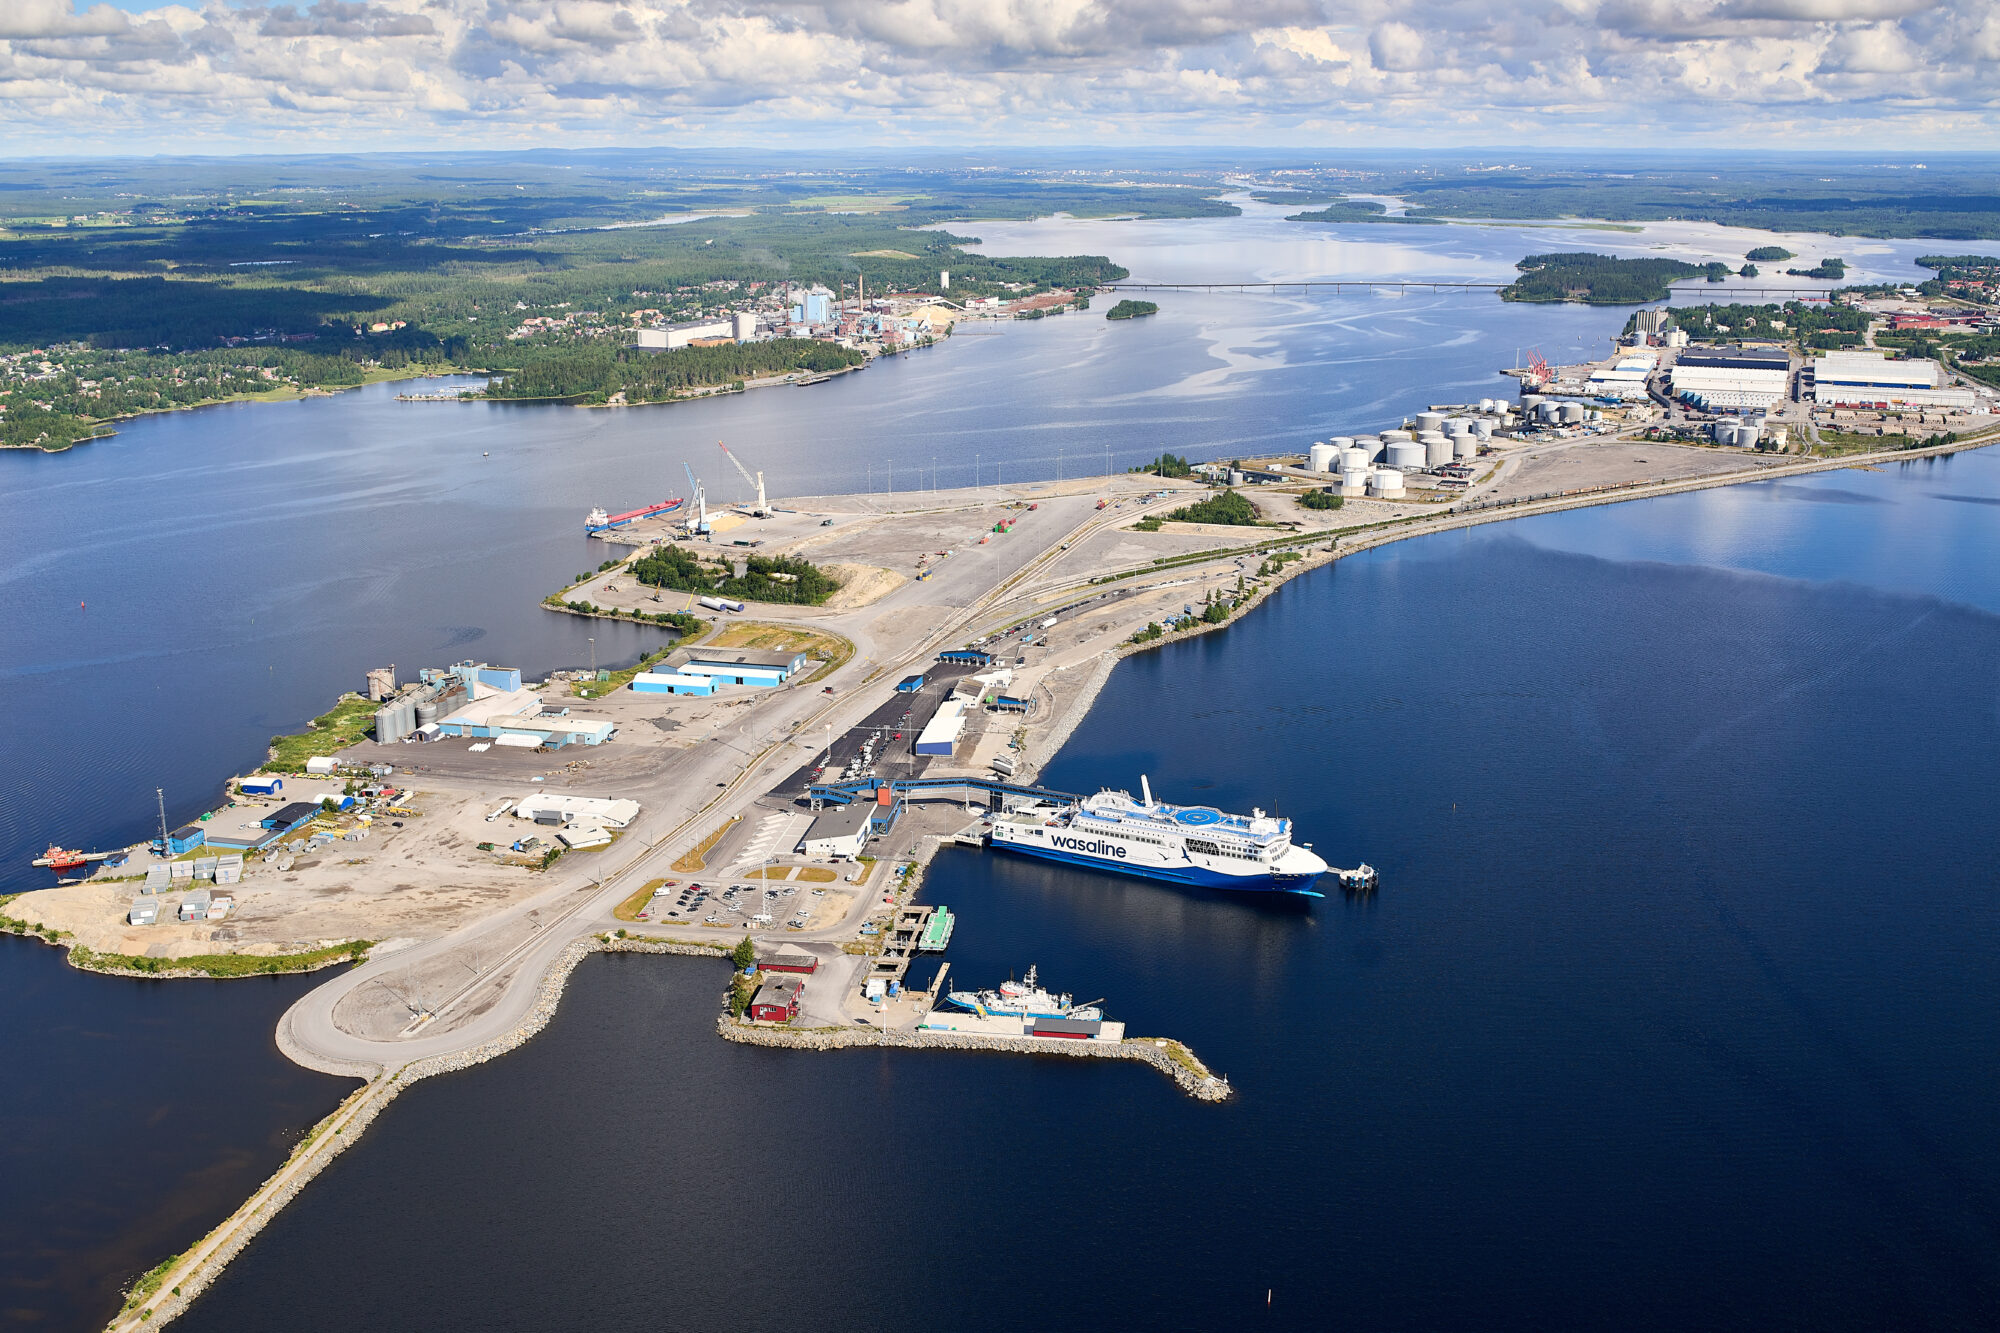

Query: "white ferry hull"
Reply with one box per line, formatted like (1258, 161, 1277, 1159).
(989, 826, 1325, 896)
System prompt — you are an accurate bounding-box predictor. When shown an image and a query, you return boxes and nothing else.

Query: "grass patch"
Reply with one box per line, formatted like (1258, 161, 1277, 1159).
(796, 866, 838, 883)
(263, 694, 377, 772)
(1814, 428, 1958, 456)
(122, 1252, 182, 1312)
(572, 640, 698, 700)
(672, 816, 740, 872)
(1162, 490, 1261, 526)
(745, 865, 793, 880)
(71, 940, 371, 977)
(709, 621, 855, 684)
(613, 878, 674, 922)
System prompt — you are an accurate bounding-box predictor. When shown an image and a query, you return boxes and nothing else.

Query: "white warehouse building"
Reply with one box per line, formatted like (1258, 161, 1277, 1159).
(1811, 351, 1975, 411)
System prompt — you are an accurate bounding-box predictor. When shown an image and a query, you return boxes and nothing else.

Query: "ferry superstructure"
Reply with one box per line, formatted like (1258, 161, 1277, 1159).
(987, 775, 1333, 895)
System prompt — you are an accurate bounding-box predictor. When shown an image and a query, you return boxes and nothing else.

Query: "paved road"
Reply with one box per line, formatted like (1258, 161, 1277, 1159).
(278, 479, 1194, 1076)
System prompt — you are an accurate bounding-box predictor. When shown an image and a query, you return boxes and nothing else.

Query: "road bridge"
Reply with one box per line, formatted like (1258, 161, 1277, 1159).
(1100, 281, 1840, 299)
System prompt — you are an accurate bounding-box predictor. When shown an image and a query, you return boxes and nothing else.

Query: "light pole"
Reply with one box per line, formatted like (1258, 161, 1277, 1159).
(588, 637, 595, 676)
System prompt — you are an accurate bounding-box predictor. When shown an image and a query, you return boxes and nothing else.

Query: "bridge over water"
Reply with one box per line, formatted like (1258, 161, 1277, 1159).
(1100, 280, 1839, 299)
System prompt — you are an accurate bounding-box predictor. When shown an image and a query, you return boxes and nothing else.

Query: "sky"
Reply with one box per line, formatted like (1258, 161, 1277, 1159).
(2, 0, 1997, 155)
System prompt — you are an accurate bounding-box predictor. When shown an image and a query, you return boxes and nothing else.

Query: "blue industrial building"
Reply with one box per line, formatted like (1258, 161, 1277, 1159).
(451, 661, 522, 693)
(165, 824, 206, 856)
(896, 674, 927, 693)
(631, 671, 717, 697)
(261, 802, 322, 835)
(675, 648, 807, 688)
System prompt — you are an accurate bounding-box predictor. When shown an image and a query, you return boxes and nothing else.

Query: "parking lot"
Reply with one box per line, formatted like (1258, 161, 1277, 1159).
(632, 875, 841, 933)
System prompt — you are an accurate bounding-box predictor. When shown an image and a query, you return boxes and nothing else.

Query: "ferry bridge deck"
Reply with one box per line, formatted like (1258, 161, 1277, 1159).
(806, 775, 1079, 811)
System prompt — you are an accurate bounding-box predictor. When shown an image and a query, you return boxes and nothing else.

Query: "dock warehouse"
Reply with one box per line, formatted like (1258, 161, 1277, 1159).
(261, 802, 324, 834)
(760, 953, 820, 975)
(748, 974, 804, 1022)
(238, 776, 283, 796)
(801, 802, 873, 859)
(512, 793, 641, 829)
(1811, 350, 1976, 410)
(914, 697, 971, 756)
(671, 648, 807, 687)
(433, 686, 615, 747)
(630, 671, 717, 697)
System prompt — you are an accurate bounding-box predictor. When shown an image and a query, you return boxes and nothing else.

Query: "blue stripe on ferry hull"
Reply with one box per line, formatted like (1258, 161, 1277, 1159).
(991, 839, 1324, 896)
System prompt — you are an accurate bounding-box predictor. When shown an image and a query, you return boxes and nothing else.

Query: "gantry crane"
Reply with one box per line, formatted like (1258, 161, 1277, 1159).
(717, 441, 769, 517)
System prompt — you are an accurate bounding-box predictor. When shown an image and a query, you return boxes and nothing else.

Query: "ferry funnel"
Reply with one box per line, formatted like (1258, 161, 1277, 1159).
(1140, 774, 1153, 808)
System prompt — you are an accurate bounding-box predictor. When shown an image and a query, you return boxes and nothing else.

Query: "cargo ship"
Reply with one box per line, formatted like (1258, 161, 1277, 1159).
(987, 775, 1337, 895)
(585, 497, 684, 534)
(946, 966, 1102, 1021)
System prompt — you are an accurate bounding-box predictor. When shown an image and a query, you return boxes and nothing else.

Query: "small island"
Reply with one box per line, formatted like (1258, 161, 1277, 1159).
(1746, 246, 1795, 262)
(1106, 299, 1159, 321)
(1501, 252, 1728, 304)
(1785, 258, 1847, 280)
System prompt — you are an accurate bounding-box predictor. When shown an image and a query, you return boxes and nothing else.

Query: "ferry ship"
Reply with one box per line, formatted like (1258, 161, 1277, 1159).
(946, 966, 1102, 1022)
(987, 775, 1337, 895)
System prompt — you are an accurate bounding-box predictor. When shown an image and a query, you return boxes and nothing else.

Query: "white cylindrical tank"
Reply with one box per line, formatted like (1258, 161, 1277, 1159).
(1479, 397, 1497, 414)
(1454, 436, 1477, 460)
(1521, 394, 1545, 411)
(1472, 418, 1494, 439)
(1329, 435, 1355, 452)
(1425, 435, 1453, 467)
(1341, 446, 1370, 475)
(1536, 402, 1561, 423)
(1369, 469, 1405, 498)
(1560, 402, 1586, 424)
(1355, 435, 1384, 462)
(1386, 441, 1426, 471)
(1382, 429, 1415, 446)
(1340, 473, 1370, 496)
(1415, 411, 1446, 434)
(1308, 443, 1339, 474)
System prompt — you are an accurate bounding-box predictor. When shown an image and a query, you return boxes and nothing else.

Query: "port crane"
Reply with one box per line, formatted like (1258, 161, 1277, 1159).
(682, 461, 710, 537)
(717, 441, 769, 517)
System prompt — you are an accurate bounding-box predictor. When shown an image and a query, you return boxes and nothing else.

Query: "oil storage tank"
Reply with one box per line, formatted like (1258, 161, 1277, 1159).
(1422, 433, 1453, 468)
(1354, 435, 1384, 462)
(1369, 469, 1405, 498)
(1341, 446, 1371, 475)
(1560, 402, 1586, 425)
(1387, 441, 1426, 471)
(1308, 442, 1339, 474)
(1454, 436, 1477, 460)
(1415, 411, 1446, 434)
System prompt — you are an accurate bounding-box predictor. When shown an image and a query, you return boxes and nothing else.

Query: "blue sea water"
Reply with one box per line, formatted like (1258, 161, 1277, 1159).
(171, 449, 2000, 1333)
(1, 209, 1976, 1330)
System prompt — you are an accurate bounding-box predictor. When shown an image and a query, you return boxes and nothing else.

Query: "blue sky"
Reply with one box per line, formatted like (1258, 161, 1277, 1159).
(4, 0, 1997, 154)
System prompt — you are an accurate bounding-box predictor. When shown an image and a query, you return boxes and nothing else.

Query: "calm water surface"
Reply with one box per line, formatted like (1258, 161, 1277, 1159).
(176, 451, 2000, 1333)
(1, 211, 1970, 1330)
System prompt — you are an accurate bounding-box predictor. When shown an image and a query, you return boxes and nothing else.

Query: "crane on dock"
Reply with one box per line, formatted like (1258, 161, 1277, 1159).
(681, 461, 710, 537)
(717, 441, 769, 517)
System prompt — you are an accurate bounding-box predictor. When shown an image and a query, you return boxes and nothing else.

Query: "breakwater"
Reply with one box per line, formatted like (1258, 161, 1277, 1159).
(717, 1015, 1231, 1102)
(115, 933, 731, 1332)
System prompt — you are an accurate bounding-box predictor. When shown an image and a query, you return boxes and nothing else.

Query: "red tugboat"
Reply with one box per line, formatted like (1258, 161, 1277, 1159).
(40, 845, 88, 872)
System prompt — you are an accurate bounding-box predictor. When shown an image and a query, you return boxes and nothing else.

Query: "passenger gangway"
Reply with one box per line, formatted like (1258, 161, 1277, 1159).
(806, 775, 1079, 811)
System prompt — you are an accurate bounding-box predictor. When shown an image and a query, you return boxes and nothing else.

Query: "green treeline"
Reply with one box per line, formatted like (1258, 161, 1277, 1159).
(1283, 199, 1445, 226)
(1131, 452, 1194, 477)
(1785, 258, 1847, 279)
(486, 339, 865, 402)
(1106, 300, 1158, 320)
(1745, 246, 1795, 262)
(1502, 253, 1720, 304)
(1164, 490, 1259, 526)
(1297, 489, 1344, 510)
(1624, 301, 1870, 349)
(631, 546, 843, 606)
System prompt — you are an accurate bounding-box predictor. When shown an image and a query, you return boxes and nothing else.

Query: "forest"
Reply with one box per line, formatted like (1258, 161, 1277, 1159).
(630, 547, 843, 606)
(1502, 253, 1728, 304)
(486, 340, 866, 402)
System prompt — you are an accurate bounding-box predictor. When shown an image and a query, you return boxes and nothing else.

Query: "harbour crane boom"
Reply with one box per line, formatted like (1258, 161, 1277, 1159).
(682, 461, 709, 536)
(717, 441, 769, 516)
